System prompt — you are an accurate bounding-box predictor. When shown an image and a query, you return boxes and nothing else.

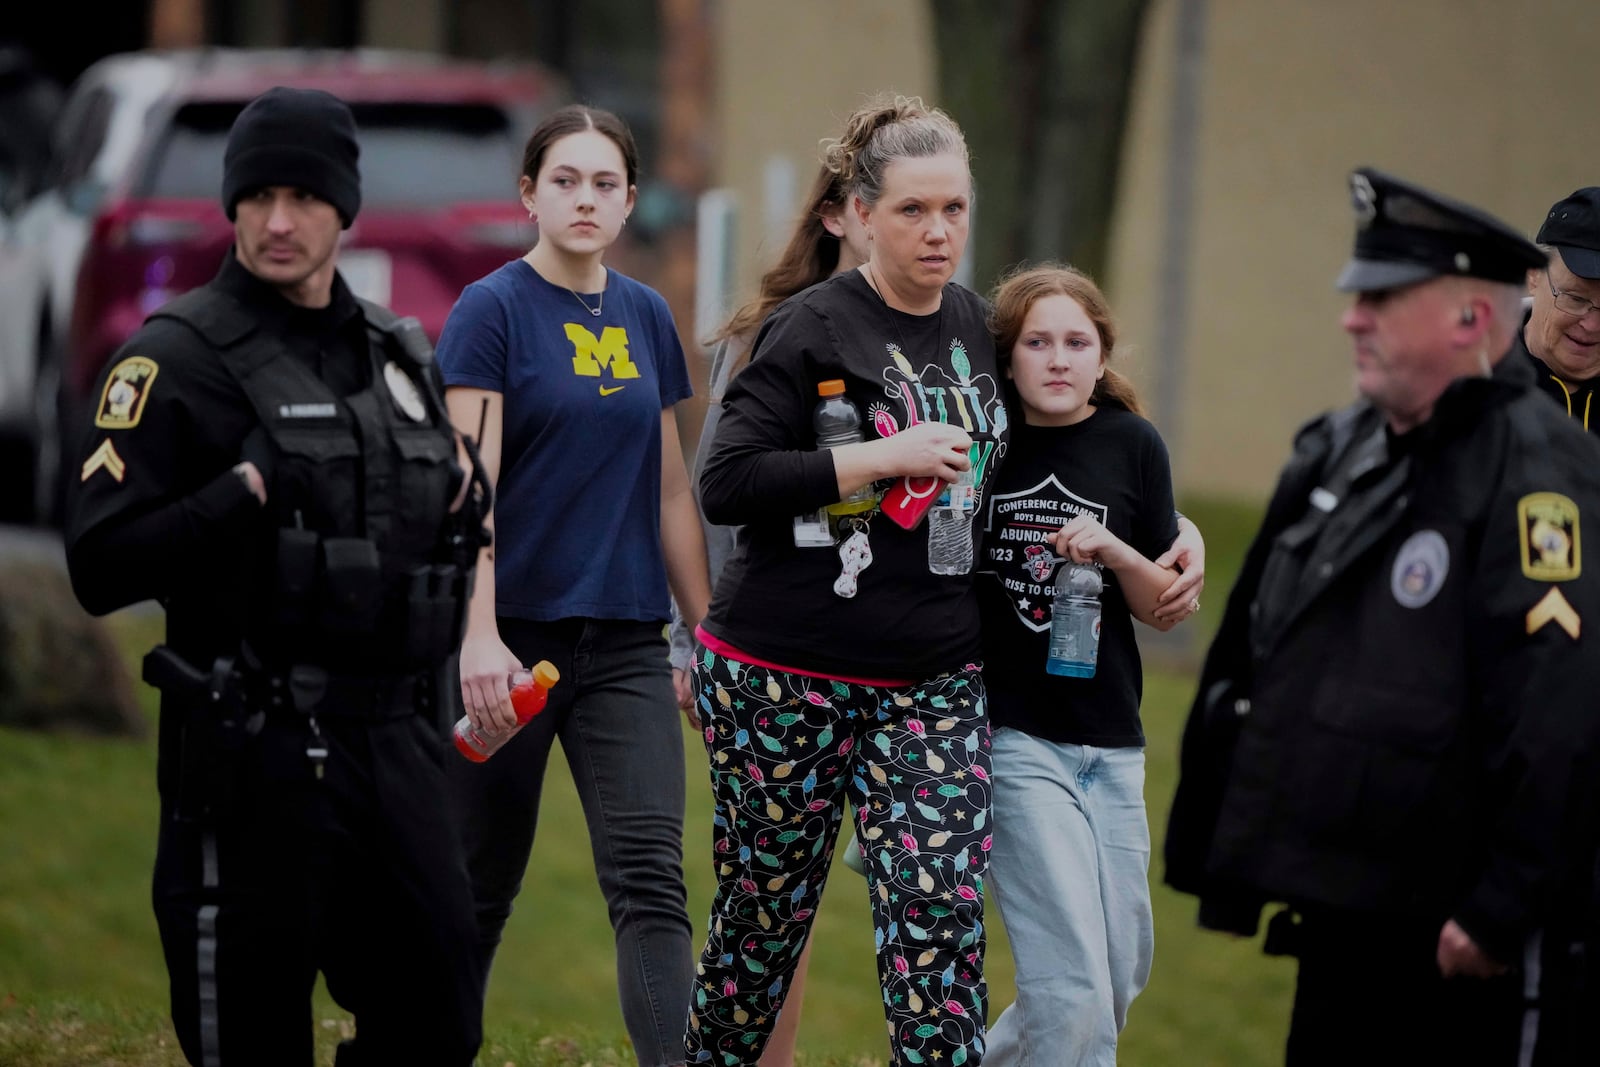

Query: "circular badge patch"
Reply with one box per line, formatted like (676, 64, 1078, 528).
(1391, 529, 1449, 609)
(383, 361, 428, 422)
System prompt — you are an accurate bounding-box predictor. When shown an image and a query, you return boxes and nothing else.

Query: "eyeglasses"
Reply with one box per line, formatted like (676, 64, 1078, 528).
(1547, 275, 1600, 319)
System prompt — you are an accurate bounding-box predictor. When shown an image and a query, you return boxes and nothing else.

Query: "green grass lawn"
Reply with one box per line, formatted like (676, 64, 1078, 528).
(1, 494, 1290, 1065)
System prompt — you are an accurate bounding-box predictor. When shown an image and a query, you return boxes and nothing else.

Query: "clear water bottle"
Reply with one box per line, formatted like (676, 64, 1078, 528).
(453, 660, 561, 761)
(1047, 563, 1103, 677)
(927, 466, 977, 575)
(794, 379, 877, 547)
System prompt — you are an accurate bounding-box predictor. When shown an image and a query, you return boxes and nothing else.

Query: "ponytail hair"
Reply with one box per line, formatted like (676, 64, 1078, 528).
(713, 163, 847, 347)
(822, 93, 969, 209)
(989, 263, 1144, 417)
(711, 97, 970, 388)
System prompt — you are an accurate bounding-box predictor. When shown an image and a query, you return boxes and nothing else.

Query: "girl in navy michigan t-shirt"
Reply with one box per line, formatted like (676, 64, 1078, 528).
(435, 105, 709, 1064)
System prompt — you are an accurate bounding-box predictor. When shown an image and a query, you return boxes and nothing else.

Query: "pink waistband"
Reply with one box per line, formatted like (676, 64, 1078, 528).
(694, 625, 916, 689)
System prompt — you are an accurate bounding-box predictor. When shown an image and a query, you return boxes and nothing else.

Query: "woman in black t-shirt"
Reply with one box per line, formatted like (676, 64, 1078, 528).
(977, 264, 1202, 1066)
(686, 96, 1005, 1067)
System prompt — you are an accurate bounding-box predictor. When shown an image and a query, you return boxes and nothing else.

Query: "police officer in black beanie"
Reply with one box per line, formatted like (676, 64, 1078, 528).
(1165, 168, 1600, 1066)
(65, 85, 489, 1066)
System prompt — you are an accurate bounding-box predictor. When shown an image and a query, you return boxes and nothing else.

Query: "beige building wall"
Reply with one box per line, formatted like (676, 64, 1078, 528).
(713, 0, 935, 336)
(1110, 0, 1600, 500)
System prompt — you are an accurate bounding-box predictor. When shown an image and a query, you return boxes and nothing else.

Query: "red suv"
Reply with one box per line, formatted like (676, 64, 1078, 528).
(38, 48, 567, 522)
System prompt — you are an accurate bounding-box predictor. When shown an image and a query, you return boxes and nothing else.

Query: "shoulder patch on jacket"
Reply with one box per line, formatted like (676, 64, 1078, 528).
(94, 357, 159, 429)
(1527, 587, 1581, 640)
(80, 438, 127, 483)
(1519, 492, 1580, 581)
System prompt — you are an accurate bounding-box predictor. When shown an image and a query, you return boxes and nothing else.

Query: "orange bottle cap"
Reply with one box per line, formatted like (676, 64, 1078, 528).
(532, 660, 561, 688)
(817, 379, 845, 396)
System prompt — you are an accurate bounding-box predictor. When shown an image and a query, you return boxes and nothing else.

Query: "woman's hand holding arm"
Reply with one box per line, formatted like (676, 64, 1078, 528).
(1152, 514, 1207, 623)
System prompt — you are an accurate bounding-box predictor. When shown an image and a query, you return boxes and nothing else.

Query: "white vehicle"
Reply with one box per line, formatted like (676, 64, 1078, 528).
(0, 52, 183, 523)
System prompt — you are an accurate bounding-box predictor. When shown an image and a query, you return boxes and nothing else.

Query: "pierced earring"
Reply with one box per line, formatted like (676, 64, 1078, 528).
(527, 209, 537, 222)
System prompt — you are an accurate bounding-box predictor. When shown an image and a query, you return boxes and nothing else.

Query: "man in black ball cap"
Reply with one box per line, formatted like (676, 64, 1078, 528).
(64, 86, 489, 1066)
(1511, 187, 1600, 433)
(1165, 167, 1600, 1066)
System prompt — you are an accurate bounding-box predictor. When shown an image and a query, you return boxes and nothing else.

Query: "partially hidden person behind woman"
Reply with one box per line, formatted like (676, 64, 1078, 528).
(437, 104, 711, 1066)
(685, 95, 1005, 1067)
(977, 264, 1203, 1067)
(668, 156, 871, 1067)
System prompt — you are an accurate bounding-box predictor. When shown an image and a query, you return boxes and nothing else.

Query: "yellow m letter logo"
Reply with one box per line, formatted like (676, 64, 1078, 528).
(566, 325, 640, 380)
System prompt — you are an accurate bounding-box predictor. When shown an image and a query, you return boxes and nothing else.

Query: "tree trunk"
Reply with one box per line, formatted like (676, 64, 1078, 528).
(930, 0, 1151, 289)
(149, 0, 206, 47)
(656, 0, 714, 451)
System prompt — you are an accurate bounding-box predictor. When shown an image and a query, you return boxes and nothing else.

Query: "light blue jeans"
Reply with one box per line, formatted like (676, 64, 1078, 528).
(984, 730, 1153, 1067)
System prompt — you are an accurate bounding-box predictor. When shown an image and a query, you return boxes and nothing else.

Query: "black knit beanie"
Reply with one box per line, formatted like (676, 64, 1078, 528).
(222, 86, 361, 228)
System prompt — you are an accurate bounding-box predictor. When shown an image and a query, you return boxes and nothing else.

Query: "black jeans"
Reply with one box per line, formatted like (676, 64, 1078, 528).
(449, 617, 692, 1067)
(154, 705, 481, 1067)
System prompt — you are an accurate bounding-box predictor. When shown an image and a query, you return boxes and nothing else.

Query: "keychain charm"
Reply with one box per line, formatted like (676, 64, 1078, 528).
(833, 525, 874, 598)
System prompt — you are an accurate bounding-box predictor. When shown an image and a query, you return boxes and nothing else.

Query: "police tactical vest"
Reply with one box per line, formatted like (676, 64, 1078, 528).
(151, 288, 465, 673)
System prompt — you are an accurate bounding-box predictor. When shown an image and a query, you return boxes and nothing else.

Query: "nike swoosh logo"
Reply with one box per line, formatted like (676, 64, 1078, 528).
(599, 385, 626, 396)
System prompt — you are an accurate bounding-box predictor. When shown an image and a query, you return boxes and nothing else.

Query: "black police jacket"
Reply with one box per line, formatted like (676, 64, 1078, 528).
(66, 253, 465, 675)
(1164, 349, 1600, 963)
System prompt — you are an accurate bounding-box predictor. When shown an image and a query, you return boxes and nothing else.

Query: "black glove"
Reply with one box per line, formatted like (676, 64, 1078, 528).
(239, 424, 277, 492)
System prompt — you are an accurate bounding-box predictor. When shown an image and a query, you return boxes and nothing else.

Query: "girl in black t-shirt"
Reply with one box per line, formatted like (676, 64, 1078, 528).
(977, 264, 1203, 1065)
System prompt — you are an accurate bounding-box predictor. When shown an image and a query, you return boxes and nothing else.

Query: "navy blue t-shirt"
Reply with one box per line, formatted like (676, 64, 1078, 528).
(436, 259, 692, 622)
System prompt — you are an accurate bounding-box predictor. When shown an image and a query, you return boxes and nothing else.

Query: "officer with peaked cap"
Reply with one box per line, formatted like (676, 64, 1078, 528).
(1165, 168, 1600, 1066)
(64, 87, 489, 1066)
(1510, 187, 1600, 433)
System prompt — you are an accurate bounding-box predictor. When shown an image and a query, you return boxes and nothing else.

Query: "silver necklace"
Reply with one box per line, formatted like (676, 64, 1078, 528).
(568, 286, 603, 317)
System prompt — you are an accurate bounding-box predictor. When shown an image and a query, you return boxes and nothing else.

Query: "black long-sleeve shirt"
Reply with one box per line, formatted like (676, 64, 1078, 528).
(699, 269, 1010, 679)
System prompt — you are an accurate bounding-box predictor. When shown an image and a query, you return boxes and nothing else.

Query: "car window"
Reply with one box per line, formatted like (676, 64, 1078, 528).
(139, 101, 522, 207)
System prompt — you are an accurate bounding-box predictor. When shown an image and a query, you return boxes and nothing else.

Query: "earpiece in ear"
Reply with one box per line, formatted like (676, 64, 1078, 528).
(1460, 307, 1476, 326)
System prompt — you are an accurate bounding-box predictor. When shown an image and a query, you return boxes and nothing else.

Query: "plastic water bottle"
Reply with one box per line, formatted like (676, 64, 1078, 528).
(815, 381, 876, 516)
(453, 660, 561, 761)
(1046, 564, 1103, 677)
(926, 466, 977, 575)
(794, 379, 877, 546)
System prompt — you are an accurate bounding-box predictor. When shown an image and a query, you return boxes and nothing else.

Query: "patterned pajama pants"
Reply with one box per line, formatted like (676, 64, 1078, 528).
(684, 646, 993, 1066)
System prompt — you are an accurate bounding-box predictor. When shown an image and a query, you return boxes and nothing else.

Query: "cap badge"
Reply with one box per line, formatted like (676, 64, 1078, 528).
(1351, 173, 1378, 229)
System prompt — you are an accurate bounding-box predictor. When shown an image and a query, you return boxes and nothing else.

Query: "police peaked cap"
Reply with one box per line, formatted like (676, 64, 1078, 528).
(1336, 167, 1545, 292)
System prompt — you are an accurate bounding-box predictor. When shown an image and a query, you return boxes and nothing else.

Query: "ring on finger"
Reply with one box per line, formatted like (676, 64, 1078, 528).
(1189, 598, 1200, 613)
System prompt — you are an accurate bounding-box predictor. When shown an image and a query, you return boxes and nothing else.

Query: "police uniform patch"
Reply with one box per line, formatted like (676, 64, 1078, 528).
(80, 438, 127, 483)
(1527, 586, 1581, 640)
(1391, 529, 1449, 608)
(383, 361, 427, 422)
(1518, 492, 1581, 581)
(94, 357, 159, 429)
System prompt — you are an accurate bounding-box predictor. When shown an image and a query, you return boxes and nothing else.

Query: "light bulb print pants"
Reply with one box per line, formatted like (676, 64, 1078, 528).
(683, 646, 992, 1066)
